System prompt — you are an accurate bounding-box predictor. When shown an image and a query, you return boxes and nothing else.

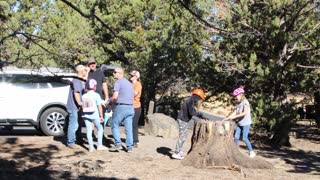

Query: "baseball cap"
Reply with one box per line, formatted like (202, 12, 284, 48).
(87, 57, 96, 64)
(75, 65, 86, 72)
(86, 79, 97, 89)
(130, 70, 140, 78)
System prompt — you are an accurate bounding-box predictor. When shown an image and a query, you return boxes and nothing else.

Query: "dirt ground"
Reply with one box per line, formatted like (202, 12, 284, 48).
(0, 119, 319, 180)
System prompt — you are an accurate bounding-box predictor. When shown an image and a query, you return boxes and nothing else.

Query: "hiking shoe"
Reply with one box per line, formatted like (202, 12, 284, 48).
(127, 148, 133, 153)
(249, 151, 256, 158)
(97, 145, 108, 151)
(68, 144, 80, 149)
(89, 147, 95, 153)
(172, 152, 184, 160)
(178, 151, 184, 156)
(109, 145, 122, 152)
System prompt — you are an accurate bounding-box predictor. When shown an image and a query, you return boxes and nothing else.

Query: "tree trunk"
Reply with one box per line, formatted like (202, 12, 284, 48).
(182, 120, 272, 169)
(270, 119, 291, 147)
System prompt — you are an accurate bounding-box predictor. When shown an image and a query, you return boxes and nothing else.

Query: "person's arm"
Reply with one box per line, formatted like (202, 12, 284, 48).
(134, 83, 142, 96)
(223, 110, 237, 121)
(111, 91, 119, 105)
(74, 92, 82, 108)
(134, 89, 139, 96)
(110, 81, 120, 105)
(223, 105, 249, 121)
(102, 82, 109, 100)
(83, 67, 90, 80)
(187, 100, 203, 118)
(98, 104, 104, 123)
(73, 81, 82, 108)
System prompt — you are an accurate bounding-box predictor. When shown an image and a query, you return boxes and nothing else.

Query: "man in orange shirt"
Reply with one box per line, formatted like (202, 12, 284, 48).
(130, 70, 142, 148)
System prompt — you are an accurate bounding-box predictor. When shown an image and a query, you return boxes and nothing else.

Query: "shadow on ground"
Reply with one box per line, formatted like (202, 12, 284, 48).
(0, 138, 127, 179)
(156, 146, 175, 160)
(255, 121, 320, 175)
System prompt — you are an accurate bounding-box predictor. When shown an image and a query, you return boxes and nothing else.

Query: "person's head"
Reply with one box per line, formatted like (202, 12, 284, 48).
(86, 79, 97, 91)
(87, 57, 97, 71)
(113, 68, 124, 79)
(75, 64, 88, 78)
(232, 87, 245, 102)
(129, 70, 140, 82)
(192, 88, 205, 108)
(192, 88, 205, 100)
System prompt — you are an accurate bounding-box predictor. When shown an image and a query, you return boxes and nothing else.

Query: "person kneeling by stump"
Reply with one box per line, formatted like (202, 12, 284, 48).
(172, 88, 205, 160)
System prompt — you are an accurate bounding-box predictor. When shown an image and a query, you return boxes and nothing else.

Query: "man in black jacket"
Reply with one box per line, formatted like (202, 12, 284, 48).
(172, 88, 205, 160)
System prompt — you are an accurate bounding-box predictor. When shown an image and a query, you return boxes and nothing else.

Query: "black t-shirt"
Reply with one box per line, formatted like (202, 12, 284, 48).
(177, 95, 203, 122)
(88, 69, 106, 99)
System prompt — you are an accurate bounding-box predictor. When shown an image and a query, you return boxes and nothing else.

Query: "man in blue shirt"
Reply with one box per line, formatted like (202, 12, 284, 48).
(66, 65, 88, 148)
(109, 68, 134, 153)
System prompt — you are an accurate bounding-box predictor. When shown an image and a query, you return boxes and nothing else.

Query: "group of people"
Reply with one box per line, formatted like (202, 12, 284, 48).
(171, 87, 256, 160)
(66, 57, 256, 159)
(66, 58, 142, 153)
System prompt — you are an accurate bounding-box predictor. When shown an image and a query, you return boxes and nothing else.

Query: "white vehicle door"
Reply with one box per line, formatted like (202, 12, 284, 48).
(0, 73, 44, 120)
(0, 74, 15, 119)
(0, 83, 9, 118)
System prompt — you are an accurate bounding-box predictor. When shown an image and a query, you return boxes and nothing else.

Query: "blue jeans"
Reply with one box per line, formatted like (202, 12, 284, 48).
(234, 124, 253, 151)
(67, 109, 82, 146)
(84, 118, 103, 149)
(111, 105, 134, 148)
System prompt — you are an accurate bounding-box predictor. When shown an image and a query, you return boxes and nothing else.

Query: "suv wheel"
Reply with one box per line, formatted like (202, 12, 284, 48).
(40, 107, 67, 136)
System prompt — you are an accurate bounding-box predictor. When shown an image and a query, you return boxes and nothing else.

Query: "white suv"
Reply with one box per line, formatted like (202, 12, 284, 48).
(0, 67, 75, 136)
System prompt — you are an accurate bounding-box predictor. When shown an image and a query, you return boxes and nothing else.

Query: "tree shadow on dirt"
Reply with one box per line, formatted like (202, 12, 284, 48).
(291, 121, 320, 144)
(0, 138, 125, 179)
(77, 176, 138, 180)
(258, 145, 320, 175)
(253, 121, 320, 175)
(0, 127, 43, 136)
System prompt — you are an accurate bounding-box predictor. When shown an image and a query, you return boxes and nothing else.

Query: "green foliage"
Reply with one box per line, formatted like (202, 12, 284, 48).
(0, 0, 103, 69)
(86, 0, 211, 111)
(208, 0, 319, 140)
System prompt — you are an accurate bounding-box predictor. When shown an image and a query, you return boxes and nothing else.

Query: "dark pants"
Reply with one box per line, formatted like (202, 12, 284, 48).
(133, 107, 142, 143)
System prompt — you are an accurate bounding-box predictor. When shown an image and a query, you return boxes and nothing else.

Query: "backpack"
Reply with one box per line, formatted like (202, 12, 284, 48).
(82, 95, 95, 113)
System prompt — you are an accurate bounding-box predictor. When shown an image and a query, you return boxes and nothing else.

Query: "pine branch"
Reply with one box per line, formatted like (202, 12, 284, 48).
(285, 0, 313, 32)
(176, 0, 230, 34)
(59, 0, 135, 46)
(297, 64, 319, 69)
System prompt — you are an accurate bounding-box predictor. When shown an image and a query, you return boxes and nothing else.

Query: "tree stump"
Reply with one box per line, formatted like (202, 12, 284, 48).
(182, 120, 273, 169)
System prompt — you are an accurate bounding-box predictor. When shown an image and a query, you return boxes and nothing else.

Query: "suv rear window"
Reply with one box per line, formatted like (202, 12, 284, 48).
(0, 74, 70, 89)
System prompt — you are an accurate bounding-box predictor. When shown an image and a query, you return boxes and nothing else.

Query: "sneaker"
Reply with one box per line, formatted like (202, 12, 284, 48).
(249, 151, 256, 158)
(178, 151, 184, 156)
(127, 148, 133, 153)
(89, 147, 95, 152)
(133, 143, 138, 148)
(172, 152, 184, 160)
(97, 145, 108, 151)
(68, 144, 79, 149)
(109, 145, 122, 152)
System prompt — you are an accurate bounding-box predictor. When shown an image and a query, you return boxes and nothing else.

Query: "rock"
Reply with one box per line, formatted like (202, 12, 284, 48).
(145, 113, 179, 138)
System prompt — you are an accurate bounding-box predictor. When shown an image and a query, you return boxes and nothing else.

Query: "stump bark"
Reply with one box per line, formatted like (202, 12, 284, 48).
(182, 120, 273, 169)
